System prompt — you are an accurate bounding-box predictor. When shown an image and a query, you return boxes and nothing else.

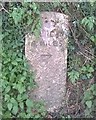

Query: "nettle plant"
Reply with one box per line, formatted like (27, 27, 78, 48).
(2, 3, 46, 118)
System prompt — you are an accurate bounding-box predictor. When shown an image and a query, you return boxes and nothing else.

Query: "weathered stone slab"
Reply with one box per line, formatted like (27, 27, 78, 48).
(25, 12, 69, 113)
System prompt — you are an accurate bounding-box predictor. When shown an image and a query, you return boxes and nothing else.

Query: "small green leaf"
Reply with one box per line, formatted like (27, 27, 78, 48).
(19, 112, 26, 118)
(2, 111, 11, 118)
(26, 107, 31, 113)
(81, 74, 87, 80)
(26, 99, 33, 107)
(22, 94, 28, 100)
(5, 86, 11, 93)
(16, 58, 22, 62)
(86, 73, 92, 78)
(19, 102, 24, 109)
(88, 21, 93, 30)
(90, 84, 95, 91)
(81, 17, 88, 26)
(7, 103, 12, 111)
(27, 17, 33, 25)
(35, 114, 41, 118)
(90, 35, 96, 44)
(67, 115, 71, 118)
(84, 108, 91, 116)
(12, 105, 18, 115)
(5, 94, 10, 101)
(23, 71, 27, 76)
(12, 61, 18, 65)
(89, 67, 94, 72)
(17, 84, 25, 94)
(84, 90, 93, 100)
(17, 95, 22, 101)
(81, 66, 86, 71)
(26, 113, 31, 118)
(70, 78, 76, 84)
(41, 112, 46, 116)
(9, 65, 12, 71)
(10, 98, 18, 105)
(86, 101, 92, 108)
(20, 76, 26, 82)
(11, 8, 24, 25)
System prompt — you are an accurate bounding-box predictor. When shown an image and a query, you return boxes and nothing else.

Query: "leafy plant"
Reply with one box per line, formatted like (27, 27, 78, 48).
(83, 84, 96, 117)
(2, 2, 46, 118)
(81, 16, 95, 31)
(68, 70, 80, 84)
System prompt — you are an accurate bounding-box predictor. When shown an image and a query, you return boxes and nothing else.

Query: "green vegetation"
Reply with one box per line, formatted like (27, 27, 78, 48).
(2, 3, 46, 119)
(1, 2, 95, 119)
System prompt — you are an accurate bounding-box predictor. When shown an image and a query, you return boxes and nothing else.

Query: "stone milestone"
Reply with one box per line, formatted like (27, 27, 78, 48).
(25, 12, 69, 113)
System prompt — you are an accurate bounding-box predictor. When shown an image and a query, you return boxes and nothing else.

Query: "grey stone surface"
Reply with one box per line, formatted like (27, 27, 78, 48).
(25, 12, 69, 113)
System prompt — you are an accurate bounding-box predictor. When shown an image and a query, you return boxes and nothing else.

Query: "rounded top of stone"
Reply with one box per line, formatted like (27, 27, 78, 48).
(41, 12, 69, 20)
(40, 12, 69, 32)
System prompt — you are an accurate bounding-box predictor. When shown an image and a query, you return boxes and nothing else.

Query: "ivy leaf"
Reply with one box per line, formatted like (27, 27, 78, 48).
(10, 98, 18, 106)
(86, 73, 92, 79)
(88, 21, 93, 30)
(26, 99, 33, 107)
(17, 94, 22, 101)
(17, 84, 25, 94)
(5, 86, 11, 93)
(84, 90, 93, 100)
(34, 114, 41, 119)
(12, 105, 18, 115)
(16, 58, 22, 62)
(86, 101, 92, 108)
(88, 67, 94, 73)
(11, 8, 24, 25)
(19, 112, 26, 118)
(27, 16, 33, 26)
(20, 76, 26, 82)
(2, 111, 11, 118)
(32, 3, 37, 12)
(26, 113, 32, 118)
(12, 61, 18, 66)
(26, 107, 31, 114)
(90, 35, 96, 44)
(22, 94, 28, 100)
(81, 66, 86, 71)
(81, 17, 88, 26)
(19, 102, 24, 110)
(7, 103, 13, 111)
(5, 94, 10, 101)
